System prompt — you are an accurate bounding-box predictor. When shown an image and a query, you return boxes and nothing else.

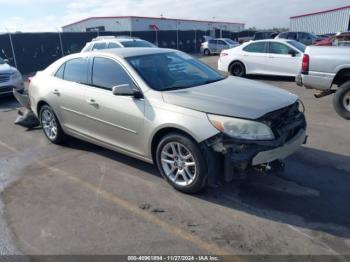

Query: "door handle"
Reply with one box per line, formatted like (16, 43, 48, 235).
(53, 89, 60, 95)
(87, 98, 98, 106)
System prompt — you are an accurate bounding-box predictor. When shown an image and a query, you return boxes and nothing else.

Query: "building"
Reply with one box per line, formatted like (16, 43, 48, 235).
(62, 16, 244, 35)
(290, 5, 350, 35)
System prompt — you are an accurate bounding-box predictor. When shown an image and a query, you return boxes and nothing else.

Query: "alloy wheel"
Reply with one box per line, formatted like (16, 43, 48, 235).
(160, 142, 197, 186)
(41, 109, 58, 140)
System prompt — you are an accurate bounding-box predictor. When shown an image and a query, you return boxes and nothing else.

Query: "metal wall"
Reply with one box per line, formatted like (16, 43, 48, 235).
(63, 17, 244, 33)
(290, 8, 350, 35)
(0, 30, 228, 74)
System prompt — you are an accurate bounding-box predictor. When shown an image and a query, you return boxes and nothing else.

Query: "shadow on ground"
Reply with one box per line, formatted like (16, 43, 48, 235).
(60, 136, 350, 239)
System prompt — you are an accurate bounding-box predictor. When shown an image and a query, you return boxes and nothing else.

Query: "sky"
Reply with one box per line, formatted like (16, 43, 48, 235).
(0, 0, 350, 32)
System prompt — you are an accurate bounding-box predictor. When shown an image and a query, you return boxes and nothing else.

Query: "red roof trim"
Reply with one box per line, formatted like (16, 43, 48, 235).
(290, 5, 350, 19)
(62, 16, 245, 28)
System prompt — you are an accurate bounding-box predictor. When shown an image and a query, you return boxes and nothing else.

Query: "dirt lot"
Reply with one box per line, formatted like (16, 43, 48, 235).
(0, 55, 349, 257)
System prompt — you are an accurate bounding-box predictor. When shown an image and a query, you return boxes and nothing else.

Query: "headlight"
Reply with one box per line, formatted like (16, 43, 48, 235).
(11, 70, 21, 80)
(208, 114, 275, 140)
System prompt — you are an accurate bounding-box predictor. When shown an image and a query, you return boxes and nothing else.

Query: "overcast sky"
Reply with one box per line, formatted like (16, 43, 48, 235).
(1, 0, 349, 32)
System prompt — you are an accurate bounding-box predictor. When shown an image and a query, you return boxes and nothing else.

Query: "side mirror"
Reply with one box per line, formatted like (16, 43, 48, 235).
(112, 84, 143, 98)
(289, 50, 297, 57)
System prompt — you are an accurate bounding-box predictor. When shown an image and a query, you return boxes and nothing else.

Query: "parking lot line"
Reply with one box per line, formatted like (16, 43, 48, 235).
(0, 139, 237, 257)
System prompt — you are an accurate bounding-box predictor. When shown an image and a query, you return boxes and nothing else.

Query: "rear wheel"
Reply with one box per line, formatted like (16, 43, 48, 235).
(204, 49, 210, 56)
(333, 81, 350, 120)
(156, 133, 208, 193)
(230, 61, 246, 77)
(39, 105, 66, 144)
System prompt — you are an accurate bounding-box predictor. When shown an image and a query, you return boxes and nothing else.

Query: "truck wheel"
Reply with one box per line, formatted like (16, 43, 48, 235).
(204, 49, 210, 56)
(333, 81, 350, 120)
(156, 133, 208, 194)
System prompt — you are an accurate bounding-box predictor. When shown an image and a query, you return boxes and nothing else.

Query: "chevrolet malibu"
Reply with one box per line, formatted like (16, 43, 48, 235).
(28, 48, 307, 193)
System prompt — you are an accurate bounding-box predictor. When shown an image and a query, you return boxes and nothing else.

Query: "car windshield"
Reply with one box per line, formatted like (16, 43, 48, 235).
(120, 40, 155, 48)
(224, 39, 237, 45)
(0, 57, 5, 64)
(287, 40, 306, 52)
(126, 52, 226, 91)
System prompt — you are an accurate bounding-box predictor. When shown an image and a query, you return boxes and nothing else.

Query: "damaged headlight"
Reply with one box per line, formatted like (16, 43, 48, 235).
(207, 114, 275, 141)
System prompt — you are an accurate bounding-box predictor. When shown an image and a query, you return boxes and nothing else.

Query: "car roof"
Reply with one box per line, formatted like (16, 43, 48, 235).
(96, 47, 175, 58)
(249, 39, 294, 44)
(92, 38, 146, 43)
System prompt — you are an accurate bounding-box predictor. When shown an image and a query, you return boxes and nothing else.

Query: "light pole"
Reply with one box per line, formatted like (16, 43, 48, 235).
(5, 28, 17, 68)
(56, 27, 64, 57)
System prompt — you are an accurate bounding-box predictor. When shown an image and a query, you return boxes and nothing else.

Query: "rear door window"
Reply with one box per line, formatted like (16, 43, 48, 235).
(268, 42, 293, 55)
(92, 42, 107, 51)
(55, 63, 65, 79)
(243, 42, 267, 53)
(63, 58, 89, 84)
(108, 42, 121, 49)
(217, 40, 228, 46)
(91, 57, 134, 90)
(288, 32, 297, 40)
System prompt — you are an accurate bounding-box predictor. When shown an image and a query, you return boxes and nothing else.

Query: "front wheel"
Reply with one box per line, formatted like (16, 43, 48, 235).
(203, 49, 210, 56)
(333, 81, 350, 120)
(39, 105, 66, 144)
(156, 133, 208, 194)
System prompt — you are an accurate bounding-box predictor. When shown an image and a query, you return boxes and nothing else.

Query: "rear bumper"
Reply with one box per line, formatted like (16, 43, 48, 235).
(297, 72, 334, 91)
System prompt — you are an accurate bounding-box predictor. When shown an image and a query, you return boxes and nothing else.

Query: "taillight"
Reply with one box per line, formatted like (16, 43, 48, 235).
(28, 77, 33, 83)
(301, 54, 309, 74)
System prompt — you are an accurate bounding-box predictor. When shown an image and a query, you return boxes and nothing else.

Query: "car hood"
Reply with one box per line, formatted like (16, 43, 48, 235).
(0, 63, 12, 73)
(162, 76, 298, 120)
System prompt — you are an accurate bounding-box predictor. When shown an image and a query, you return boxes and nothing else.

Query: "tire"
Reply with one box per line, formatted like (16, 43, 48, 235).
(203, 49, 210, 56)
(39, 104, 66, 144)
(155, 133, 208, 194)
(333, 81, 350, 120)
(230, 61, 246, 77)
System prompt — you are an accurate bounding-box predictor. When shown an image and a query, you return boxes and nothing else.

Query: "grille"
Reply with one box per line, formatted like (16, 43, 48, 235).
(260, 102, 306, 142)
(0, 73, 10, 83)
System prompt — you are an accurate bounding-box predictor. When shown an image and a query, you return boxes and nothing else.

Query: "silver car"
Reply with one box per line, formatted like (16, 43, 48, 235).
(0, 57, 24, 96)
(28, 48, 307, 193)
(200, 38, 239, 56)
(81, 36, 156, 52)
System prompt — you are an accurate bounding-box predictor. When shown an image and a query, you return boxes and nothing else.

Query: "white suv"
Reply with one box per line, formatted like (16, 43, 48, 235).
(0, 57, 24, 96)
(81, 36, 156, 52)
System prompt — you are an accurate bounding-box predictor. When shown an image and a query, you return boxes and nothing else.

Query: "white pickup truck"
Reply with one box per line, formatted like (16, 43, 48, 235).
(296, 46, 350, 119)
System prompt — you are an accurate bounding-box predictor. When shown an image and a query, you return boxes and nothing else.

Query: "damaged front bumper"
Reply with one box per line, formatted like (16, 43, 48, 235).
(13, 88, 40, 129)
(208, 129, 306, 167)
(205, 102, 307, 182)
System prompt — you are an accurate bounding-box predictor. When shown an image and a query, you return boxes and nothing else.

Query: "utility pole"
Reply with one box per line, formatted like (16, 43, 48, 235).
(6, 28, 17, 68)
(56, 27, 64, 57)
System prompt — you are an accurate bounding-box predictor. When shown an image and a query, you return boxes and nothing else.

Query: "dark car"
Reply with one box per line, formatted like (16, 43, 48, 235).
(253, 31, 279, 40)
(276, 31, 322, 45)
